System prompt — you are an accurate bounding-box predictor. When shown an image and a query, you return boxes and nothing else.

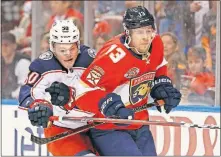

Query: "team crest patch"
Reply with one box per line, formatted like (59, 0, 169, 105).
(88, 49, 96, 58)
(124, 67, 140, 78)
(86, 66, 104, 86)
(129, 72, 155, 105)
(39, 51, 53, 60)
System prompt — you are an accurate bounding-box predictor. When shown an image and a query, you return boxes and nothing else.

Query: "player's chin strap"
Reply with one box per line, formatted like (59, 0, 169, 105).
(124, 31, 157, 61)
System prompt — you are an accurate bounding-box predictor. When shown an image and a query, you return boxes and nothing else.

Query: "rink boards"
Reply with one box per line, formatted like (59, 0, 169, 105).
(1, 101, 220, 156)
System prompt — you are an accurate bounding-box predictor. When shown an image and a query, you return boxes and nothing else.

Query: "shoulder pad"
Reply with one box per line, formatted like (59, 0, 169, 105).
(38, 51, 53, 60)
(80, 45, 97, 58)
(29, 51, 62, 74)
(87, 48, 97, 58)
(74, 45, 96, 68)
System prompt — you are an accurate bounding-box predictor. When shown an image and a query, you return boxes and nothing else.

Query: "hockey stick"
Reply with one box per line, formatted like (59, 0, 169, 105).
(50, 116, 221, 130)
(132, 101, 160, 112)
(29, 101, 160, 145)
(31, 122, 104, 145)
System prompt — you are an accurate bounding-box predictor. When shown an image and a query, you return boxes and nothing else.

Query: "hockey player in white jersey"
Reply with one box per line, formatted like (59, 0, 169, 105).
(18, 20, 97, 156)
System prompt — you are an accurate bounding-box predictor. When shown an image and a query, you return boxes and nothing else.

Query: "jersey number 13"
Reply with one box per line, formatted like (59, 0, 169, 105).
(106, 44, 126, 63)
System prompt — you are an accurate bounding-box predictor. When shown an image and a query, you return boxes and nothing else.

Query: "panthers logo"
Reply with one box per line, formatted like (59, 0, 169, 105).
(129, 72, 155, 105)
(133, 83, 150, 99)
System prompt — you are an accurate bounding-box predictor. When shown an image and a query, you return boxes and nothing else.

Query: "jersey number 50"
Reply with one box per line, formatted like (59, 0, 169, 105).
(106, 44, 126, 63)
(25, 72, 40, 85)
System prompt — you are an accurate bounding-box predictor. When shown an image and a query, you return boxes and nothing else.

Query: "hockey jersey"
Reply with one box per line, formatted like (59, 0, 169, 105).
(75, 34, 168, 130)
(18, 45, 96, 129)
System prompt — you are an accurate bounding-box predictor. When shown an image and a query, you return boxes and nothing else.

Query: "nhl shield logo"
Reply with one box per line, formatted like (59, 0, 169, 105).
(124, 67, 140, 79)
(88, 48, 96, 58)
(129, 72, 155, 105)
(39, 51, 53, 60)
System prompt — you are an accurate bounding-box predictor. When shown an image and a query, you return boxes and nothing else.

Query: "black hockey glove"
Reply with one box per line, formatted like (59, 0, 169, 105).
(28, 99, 53, 128)
(150, 76, 181, 113)
(45, 81, 75, 110)
(99, 93, 134, 123)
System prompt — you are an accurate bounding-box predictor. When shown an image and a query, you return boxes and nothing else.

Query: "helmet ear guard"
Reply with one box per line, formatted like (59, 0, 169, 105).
(123, 23, 130, 36)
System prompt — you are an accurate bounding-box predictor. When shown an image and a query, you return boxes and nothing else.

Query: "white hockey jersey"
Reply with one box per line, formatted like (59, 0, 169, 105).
(18, 46, 96, 129)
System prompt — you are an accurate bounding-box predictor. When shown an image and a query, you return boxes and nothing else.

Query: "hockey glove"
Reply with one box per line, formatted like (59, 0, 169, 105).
(28, 99, 53, 128)
(45, 81, 75, 110)
(150, 76, 181, 113)
(99, 93, 134, 120)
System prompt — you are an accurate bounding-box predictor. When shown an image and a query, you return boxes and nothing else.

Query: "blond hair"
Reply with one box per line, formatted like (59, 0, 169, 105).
(161, 32, 179, 53)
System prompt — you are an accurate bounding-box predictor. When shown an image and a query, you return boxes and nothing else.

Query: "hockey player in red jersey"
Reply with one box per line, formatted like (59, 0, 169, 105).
(46, 6, 181, 156)
(18, 20, 97, 156)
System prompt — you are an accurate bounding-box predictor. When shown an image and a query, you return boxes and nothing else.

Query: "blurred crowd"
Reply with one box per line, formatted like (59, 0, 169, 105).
(1, 1, 218, 106)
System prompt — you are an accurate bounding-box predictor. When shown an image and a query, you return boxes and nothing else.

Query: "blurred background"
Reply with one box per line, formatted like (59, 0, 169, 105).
(1, 0, 220, 107)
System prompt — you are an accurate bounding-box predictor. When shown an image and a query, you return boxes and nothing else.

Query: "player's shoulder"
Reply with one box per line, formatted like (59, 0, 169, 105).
(96, 34, 125, 55)
(79, 45, 97, 59)
(30, 50, 62, 74)
(90, 35, 132, 68)
(95, 34, 130, 59)
(104, 34, 123, 47)
(74, 45, 96, 68)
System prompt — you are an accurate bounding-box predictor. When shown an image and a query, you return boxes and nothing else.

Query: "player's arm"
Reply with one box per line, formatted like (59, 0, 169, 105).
(46, 44, 133, 119)
(18, 60, 53, 128)
(75, 43, 132, 116)
(150, 36, 181, 113)
(44, 46, 97, 111)
(46, 53, 120, 114)
(19, 59, 49, 109)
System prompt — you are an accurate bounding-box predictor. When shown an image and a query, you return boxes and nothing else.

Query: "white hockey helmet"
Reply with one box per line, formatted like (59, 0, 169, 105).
(49, 20, 80, 53)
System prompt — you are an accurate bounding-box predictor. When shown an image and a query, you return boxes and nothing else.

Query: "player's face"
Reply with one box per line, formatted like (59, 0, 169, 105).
(130, 26, 154, 54)
(54, 43, 78, 69)
(161, 35, 177, 57)
(188, 55, 204, 75)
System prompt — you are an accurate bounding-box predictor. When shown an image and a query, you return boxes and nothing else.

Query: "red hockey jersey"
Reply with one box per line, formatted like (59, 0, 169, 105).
(75, 34, 168, 130)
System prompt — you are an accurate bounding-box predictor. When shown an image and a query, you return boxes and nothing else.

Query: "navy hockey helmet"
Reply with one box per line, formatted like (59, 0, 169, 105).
(123, 6, 155, 31)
